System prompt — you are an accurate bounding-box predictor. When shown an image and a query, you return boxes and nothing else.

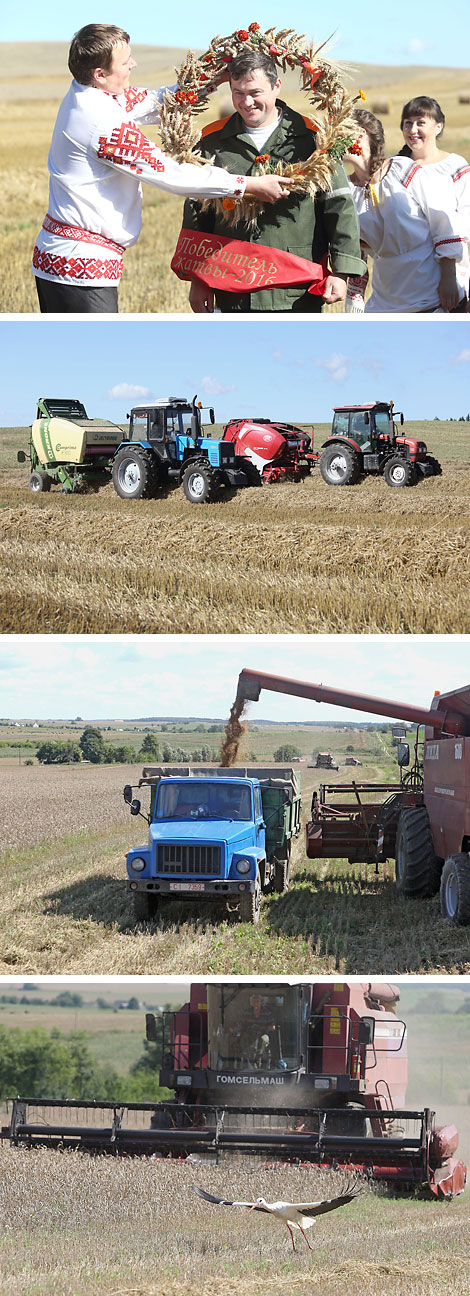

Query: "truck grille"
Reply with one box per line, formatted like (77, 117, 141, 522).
(156, 844, 221, 876)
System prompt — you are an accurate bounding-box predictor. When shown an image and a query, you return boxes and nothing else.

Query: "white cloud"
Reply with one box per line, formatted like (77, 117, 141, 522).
(455, 350, 470, 364)
(315, 353, 349, 383)
(200, 376, 236, 396)
(404, 38, 435, 56)
(107, 383, 152, 400)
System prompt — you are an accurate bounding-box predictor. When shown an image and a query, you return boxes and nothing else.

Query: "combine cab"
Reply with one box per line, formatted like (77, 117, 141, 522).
(1, 982, 465, 1198)
(222, 417, 315, 482)
(319, 402, 441, 487)
(18, 397, 124, 493)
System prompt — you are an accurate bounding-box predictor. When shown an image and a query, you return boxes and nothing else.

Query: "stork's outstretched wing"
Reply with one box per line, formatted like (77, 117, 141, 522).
(195, 1187, 268, 1212)
(292, 1185, 364, 1218)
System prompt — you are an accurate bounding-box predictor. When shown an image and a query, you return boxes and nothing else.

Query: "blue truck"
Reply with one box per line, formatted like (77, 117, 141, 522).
(111, 395, 260, 503)
(124, 764, 302, 924)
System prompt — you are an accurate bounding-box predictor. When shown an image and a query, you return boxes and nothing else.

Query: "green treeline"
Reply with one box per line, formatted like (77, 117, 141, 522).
(0, 1026, 168, 1102)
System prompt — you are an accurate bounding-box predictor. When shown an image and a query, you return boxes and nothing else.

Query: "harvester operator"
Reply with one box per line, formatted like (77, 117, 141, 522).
(33, 25, 295, 313)
(178, 48, 365, 312)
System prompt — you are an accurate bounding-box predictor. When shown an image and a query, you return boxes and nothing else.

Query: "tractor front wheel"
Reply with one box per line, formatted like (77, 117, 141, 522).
(112, 448, 158, 499)
(383, 457, 416, 487)
(29, 470, 51, 492)
(395, 806, 441, 896)
(133, 892, 159, 922)
(440, 854, 470, 925)
(320, 444, 361, 486)
(182, 461, 219, 503)
(239, 875, 262, 924)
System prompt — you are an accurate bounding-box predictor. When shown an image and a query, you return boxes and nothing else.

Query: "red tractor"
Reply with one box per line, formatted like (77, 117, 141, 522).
(319, 401, 441, 487)
(222, 417, 315, 482)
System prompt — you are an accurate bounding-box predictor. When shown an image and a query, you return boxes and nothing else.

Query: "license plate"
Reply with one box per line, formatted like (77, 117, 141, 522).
(169, 882, 205, 892)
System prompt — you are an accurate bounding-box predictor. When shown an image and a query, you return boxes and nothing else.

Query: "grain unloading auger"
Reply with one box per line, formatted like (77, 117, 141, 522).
(236, 669, 470, 924)
(1, 983, 465, 1198)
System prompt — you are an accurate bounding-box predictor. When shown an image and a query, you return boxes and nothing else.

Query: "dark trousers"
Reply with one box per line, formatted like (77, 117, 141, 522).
(35, 277, 119, 314)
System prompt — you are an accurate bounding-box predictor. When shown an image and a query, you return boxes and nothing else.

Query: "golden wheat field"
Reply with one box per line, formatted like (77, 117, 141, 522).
(1, 45, 470, 314)
(1, 423, 469, 634)
(0, 1149, 469, 1296)
(3, 748, 470, 977)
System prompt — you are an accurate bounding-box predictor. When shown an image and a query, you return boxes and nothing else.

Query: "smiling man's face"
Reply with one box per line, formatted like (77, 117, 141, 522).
(230, 68, 281, 129)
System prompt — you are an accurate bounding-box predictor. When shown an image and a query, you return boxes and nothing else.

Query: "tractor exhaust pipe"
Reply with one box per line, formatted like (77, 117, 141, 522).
(236, 669, 466, 736)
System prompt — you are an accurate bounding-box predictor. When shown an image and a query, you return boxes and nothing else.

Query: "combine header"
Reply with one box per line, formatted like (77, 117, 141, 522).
(1, 982, 465, 1198)
(236, 668, 470, 924)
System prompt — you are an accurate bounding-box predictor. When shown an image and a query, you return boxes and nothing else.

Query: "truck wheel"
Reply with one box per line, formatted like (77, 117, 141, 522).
(440, 854, 470, 925)
(274, 842, 291, 893)
(395, 807, 441, 896)
(383, 457, 416, 487)
(29, 470, 51, 492)
(133, 892, 159, 922)
(112, 447, 158, 499)
(320, 444, 360, 486)
(239, 875, 262, 924)
(182, 462, 218, 503)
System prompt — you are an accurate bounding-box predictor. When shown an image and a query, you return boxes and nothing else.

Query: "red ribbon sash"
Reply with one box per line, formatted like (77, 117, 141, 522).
(171, 228, 327, 295)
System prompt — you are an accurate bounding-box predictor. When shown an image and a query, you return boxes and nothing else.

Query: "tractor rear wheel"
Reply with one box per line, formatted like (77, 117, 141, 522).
(395, 807, 441, 896)
(383, 457, 416, 487)
(112, 447, 159, 499)
(133, 892, 159, 922)
(320, 444, 361, 486)
(239, 875, 262, 924)
(239, 458, 263, 487)
(29, 470, 51, 492)
(182, 461, 219, 503)
(440, 854, 470, 925)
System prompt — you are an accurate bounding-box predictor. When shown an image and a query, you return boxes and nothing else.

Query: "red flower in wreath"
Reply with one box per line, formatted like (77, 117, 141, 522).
(248, 21, 260, 32)
(175, 90, 187, 102)
(223, 198, 236, 209)
(187, 91, 197, 103)
(237, 29, 249, 40)
(254, 153, 270, 164)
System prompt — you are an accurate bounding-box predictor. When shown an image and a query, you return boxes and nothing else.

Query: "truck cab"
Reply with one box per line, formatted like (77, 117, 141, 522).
(125, 764, 301, 924)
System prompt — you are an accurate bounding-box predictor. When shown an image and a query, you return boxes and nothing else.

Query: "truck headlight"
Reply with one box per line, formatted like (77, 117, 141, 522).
(130, 857, 146, 872)
(236, 859, 251, 874)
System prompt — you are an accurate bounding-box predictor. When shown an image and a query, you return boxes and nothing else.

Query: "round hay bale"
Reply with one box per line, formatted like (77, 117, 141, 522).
(370, 97, 390, 115)
(458, 91, 470, 103)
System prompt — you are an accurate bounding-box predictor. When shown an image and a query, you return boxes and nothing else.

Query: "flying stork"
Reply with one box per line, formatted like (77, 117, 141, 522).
(195, 1181, 363, 1251)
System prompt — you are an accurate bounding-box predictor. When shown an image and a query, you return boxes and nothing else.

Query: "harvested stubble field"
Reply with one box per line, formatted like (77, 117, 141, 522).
(1, 424, 469, 634)
(2, 758, 470, 977)
(0, 1149, 469, 1296)
(1, 45, 470, 313)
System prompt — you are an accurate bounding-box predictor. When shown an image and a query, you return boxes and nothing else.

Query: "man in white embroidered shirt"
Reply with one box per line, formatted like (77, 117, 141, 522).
(33, 24, 294, 313)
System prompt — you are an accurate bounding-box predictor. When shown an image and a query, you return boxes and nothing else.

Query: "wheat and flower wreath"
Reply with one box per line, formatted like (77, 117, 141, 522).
(159, 24, 364, 228)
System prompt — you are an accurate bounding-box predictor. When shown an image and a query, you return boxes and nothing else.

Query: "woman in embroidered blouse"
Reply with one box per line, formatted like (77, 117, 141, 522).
(344, 106, 468, 313)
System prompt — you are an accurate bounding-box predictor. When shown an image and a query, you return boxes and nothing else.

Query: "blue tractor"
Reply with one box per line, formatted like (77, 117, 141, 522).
(111, 395, 261, 503)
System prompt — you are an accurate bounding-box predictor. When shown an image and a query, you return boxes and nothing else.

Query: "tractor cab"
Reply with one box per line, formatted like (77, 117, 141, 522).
(330, 402, 403, 453)
(127, 397, 215, 459)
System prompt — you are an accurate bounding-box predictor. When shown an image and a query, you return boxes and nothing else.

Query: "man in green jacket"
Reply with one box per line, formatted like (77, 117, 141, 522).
(181, 48, 365, 312)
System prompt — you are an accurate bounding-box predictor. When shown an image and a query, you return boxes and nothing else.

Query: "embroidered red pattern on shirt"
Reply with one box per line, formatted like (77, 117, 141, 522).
(435, 236, 466, 248)
(402, 163, 422, 188)
(33, 247, 122, 281)
(43, 214, 124, 254)
(124, 86, 149, 113)
(97, 123, 165, 175)
(454, 165, 470, 181)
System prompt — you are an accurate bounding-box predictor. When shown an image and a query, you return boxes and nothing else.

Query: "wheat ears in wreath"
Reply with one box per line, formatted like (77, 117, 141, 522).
(158, 24, 364, 228)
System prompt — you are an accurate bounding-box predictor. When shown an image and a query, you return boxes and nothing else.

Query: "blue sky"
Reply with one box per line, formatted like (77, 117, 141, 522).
(0, 634, 468, 721)
(2, 0, 467, 67)
(2, 320, 470, 428)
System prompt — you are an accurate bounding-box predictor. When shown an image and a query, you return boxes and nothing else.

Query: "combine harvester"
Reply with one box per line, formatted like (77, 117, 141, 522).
(1, 982, 465, 1198)
(236, 669, 470, 924)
